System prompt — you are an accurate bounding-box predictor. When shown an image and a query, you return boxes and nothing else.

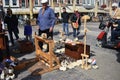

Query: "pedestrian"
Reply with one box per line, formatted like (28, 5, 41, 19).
(70, 9, 81, 38)
(24, 20, 32, 41)
(61, 7, 69, 36)
(4, 8, 19, 46)
(37, 0, 56, 49)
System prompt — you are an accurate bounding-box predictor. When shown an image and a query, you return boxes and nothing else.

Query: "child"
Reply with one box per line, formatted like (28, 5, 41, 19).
(24, 20, 32, 41)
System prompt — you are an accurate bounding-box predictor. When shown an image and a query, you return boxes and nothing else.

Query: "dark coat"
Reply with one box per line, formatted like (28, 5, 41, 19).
(61, 12, 69, 23)
(4, 15, 19, 33)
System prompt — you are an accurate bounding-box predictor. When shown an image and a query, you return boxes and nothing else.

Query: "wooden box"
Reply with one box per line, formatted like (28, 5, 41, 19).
(65, 43, 90, 60)
(18, 40, 35, 53)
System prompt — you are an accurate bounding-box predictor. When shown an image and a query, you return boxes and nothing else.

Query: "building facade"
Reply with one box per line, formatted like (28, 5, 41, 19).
(0, 0, 118, 17)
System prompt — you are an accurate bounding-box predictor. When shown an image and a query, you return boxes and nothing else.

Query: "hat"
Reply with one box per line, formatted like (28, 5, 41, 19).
(112, 3, 118, 7)
(41, 0, 48, 4)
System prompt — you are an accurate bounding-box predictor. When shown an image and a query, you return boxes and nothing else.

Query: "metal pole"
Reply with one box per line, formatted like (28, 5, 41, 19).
(30, 0, 33, 19)
(51, 0, 55, 10)
(59, 0, 61, 19)
(109, 0, 112, 16)
(94, 0, 98, 17)
(73, 0, 76, 12)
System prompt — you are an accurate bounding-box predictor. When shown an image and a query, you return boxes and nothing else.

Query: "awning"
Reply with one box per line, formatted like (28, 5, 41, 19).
(11, 6, 108, 15)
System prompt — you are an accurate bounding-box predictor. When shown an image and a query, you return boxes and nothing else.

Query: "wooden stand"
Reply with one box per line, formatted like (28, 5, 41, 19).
(31, 34, 60, 75)
(81, 15, 91, 70)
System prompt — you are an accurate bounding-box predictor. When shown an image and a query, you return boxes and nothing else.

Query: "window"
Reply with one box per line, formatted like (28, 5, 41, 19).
(35, 0, 38, 6)
(68, 0, 70, 4)
(3, 0, 19, 7)
(83, 0, 86, 4)
(22, 0, 25, 7)
(13, 0, 17, 5)
(5, 0, 9, 5)
(91, 0, 94, 5)
(87, 0, 90, 4)
(61, 0, 63, 3)
(76, 0, 79, 4)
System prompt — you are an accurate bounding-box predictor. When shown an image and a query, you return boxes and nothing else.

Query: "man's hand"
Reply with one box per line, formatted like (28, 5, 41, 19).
(49, 27, 53, 32)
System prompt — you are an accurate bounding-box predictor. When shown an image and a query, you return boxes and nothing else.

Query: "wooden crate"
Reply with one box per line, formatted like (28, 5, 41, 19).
(18, 40, 35, 53)
(65, 43, 90, 60)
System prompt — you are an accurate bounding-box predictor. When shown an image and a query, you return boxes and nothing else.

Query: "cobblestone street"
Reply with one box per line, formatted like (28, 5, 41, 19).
(10, 22, 120, 80)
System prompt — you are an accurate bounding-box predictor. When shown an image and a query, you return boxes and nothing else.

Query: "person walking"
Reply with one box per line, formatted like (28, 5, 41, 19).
(70, 9, 81, 38)
(24, 20, 32, 41)
(4, 8, 19, 46)
(37, 0, 56, 49)
(61, 7, 69, 36)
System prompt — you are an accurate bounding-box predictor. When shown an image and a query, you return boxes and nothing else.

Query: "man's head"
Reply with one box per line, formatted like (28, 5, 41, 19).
(112, 3, 118, 11)
(7, 8, 12, 16)
(62, 7, 66, 12)
(41, 0, 48, 9)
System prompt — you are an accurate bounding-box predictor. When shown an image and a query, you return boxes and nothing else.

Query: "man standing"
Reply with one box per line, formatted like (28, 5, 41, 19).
(37, 0, 56, 49)
(4, 8, 19, 46)
(61, 7, 69, 36)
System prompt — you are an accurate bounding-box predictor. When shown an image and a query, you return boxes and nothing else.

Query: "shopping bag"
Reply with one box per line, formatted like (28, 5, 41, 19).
(72, 22, 79, 28)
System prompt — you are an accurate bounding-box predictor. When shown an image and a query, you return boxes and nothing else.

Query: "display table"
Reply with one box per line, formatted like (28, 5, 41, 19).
(65, 42, 90, 60)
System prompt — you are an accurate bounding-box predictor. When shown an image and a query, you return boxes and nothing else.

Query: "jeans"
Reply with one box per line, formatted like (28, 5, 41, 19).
(38, 29, 53, 49)
(62, 23, 69, 36)
(72, 25, 80, 37)
(8, 30, 19, 45)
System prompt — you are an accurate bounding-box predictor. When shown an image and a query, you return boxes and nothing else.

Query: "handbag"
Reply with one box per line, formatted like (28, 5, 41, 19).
(72, 22, 79, 28)
(99, 21, 106, 30)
